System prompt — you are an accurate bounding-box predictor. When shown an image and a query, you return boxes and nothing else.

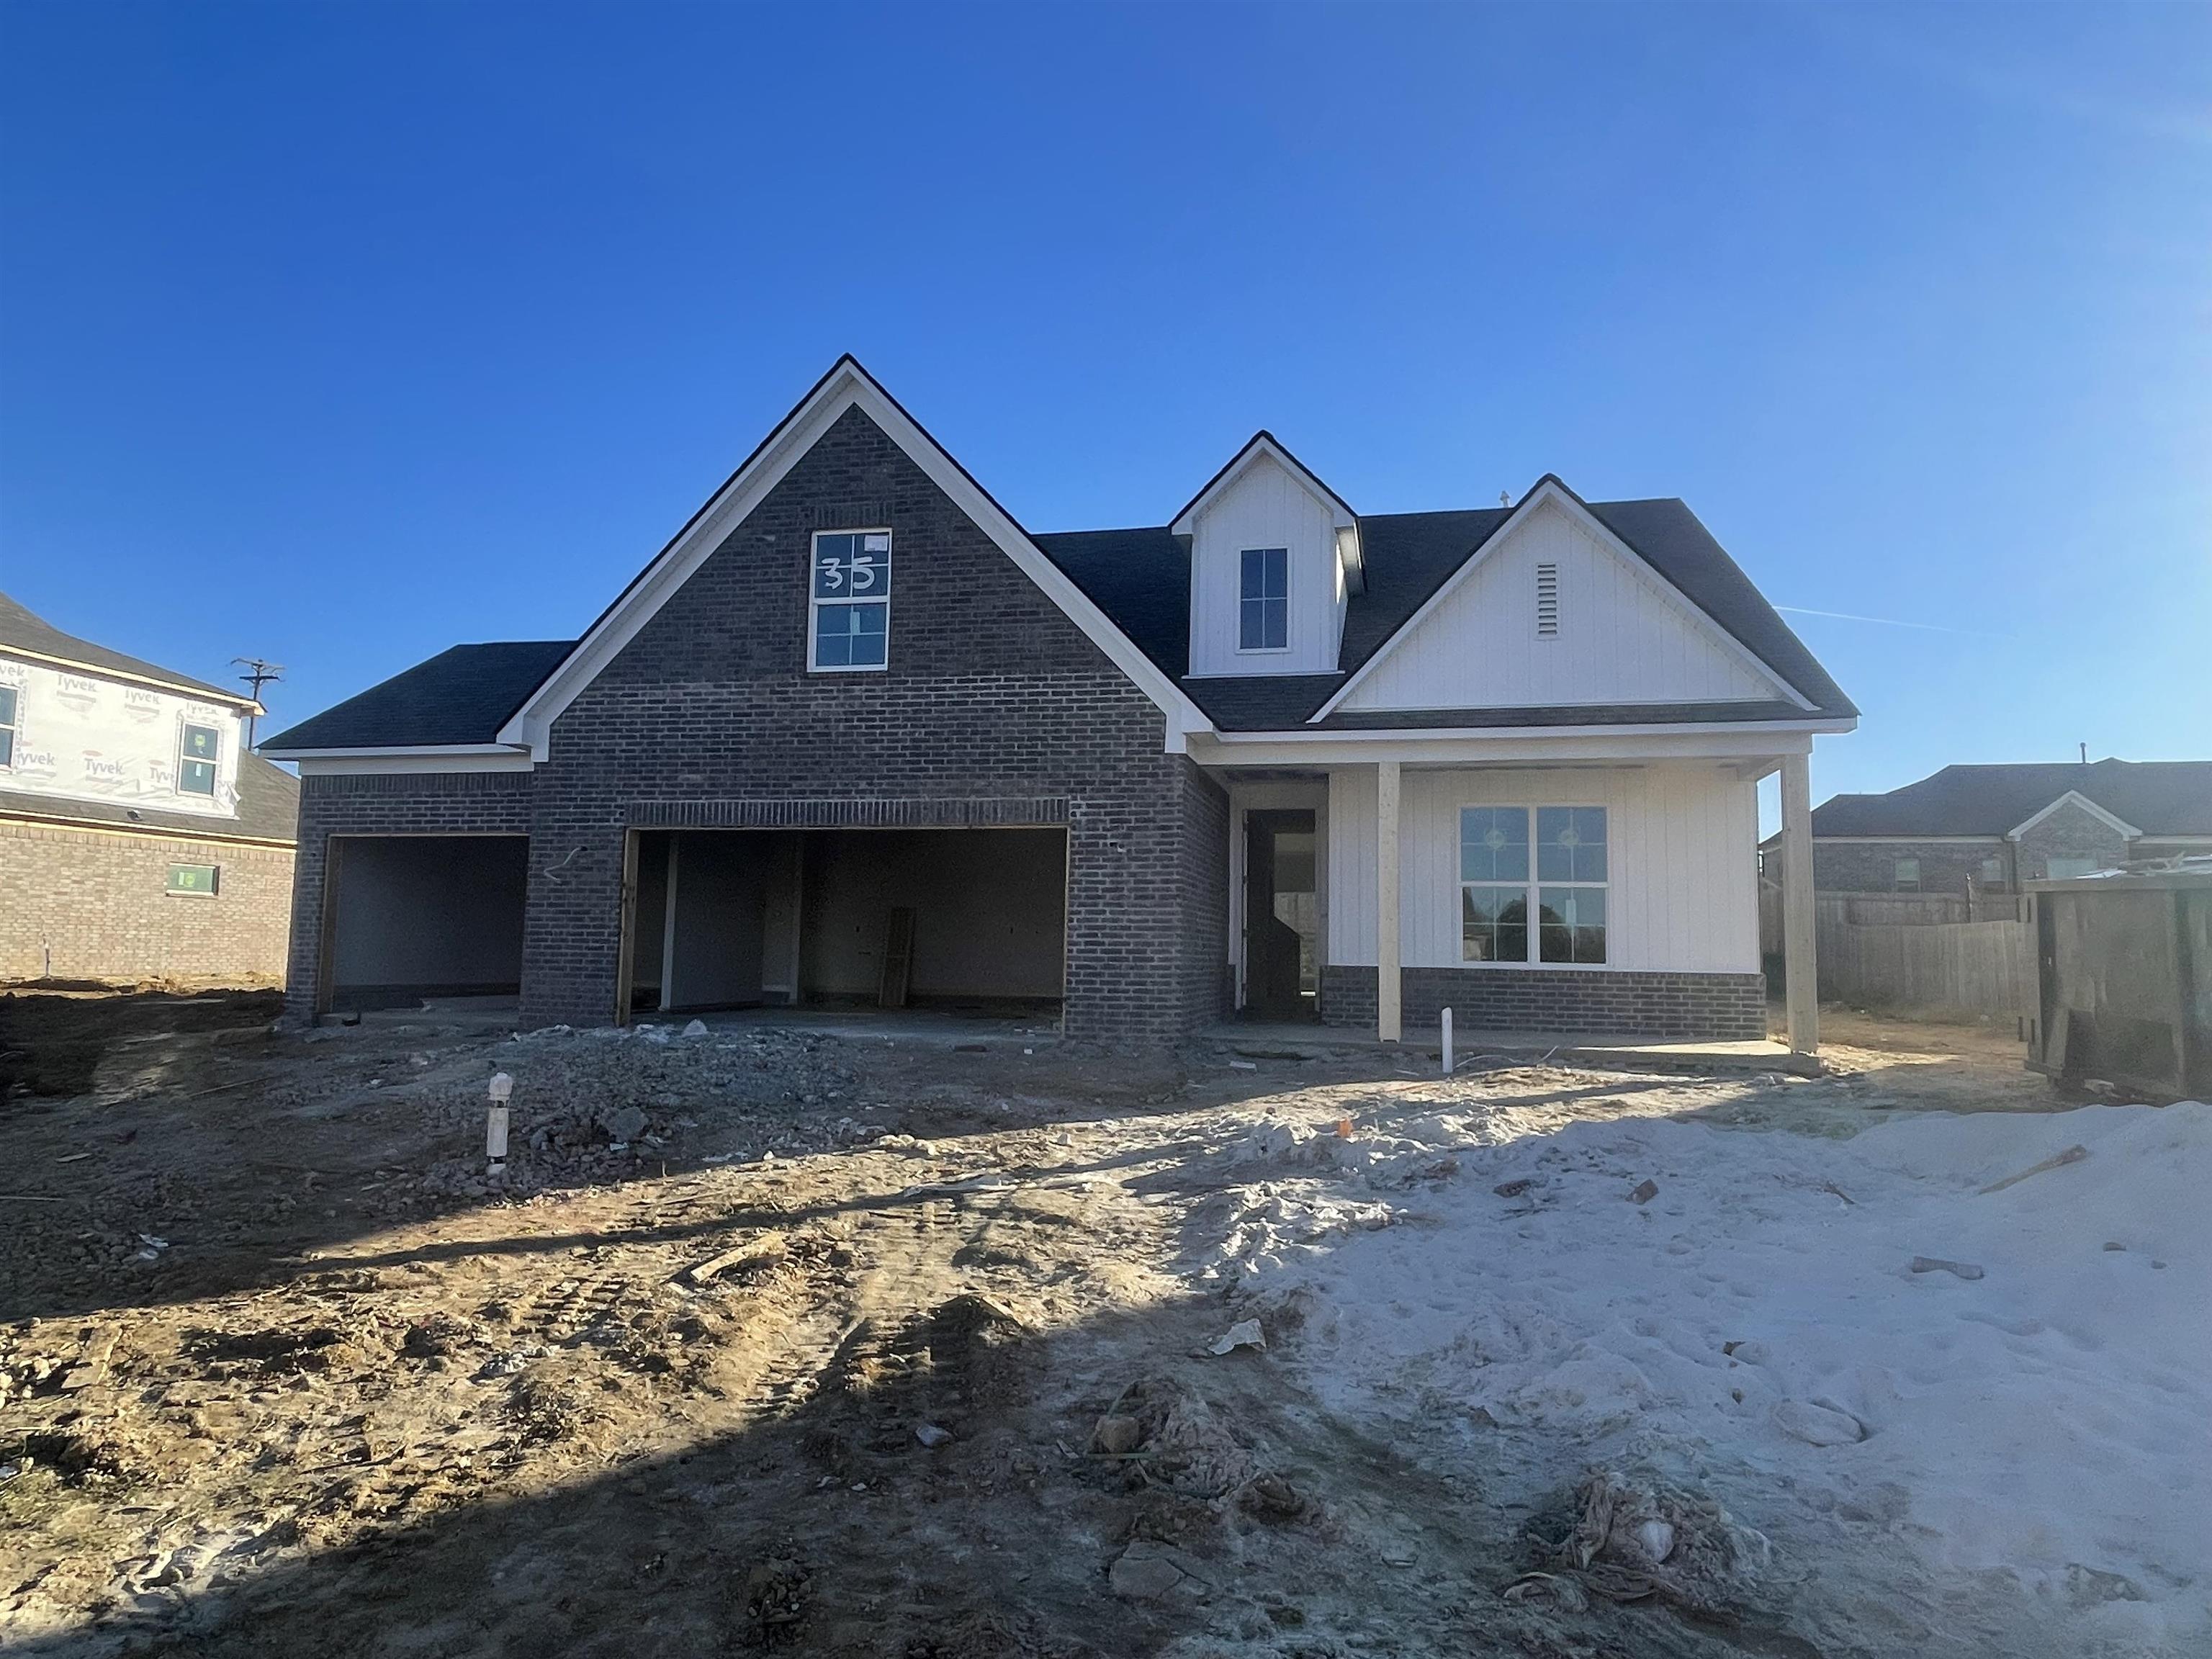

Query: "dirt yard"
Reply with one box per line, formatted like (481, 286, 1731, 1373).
(2, 991, 2197, 1659)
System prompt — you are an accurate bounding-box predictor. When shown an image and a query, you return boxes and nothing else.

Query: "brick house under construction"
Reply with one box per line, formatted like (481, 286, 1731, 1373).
(262, 358, 1853, 1050)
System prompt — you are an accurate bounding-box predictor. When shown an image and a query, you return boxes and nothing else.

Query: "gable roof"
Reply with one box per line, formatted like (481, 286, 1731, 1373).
(491, 356, 1202, 757)
(261, 641, 575, 752)
(0, 752, 299, 845)
(261, 364, 1851, 752)
(1169, 430, 1359, 533)
(1811, 760, 2212, 839)
(0, 590, 258, 709)
(1036, 487, 1854, 732)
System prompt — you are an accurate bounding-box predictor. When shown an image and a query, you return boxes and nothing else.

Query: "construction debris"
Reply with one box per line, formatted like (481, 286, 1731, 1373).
(1910, 1254, 1985, 1280)
(1206, 1318, 1266, 1356)
(1979, 1143, 2089, 1195)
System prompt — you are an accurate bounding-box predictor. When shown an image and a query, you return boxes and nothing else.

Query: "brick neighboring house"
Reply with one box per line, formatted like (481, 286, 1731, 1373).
(261, 358, 1854, 1049)
(1763, 759, 2212, 901)
(1, 593, 299, 984)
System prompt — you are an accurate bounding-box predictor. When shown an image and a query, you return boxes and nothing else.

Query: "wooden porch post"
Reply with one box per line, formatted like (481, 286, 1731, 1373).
(1781, 751, 1818, 1054)
(1377, 759, 1402, 1043)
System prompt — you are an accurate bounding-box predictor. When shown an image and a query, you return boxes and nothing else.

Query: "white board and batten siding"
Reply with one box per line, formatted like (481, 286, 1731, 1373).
(1338, 500, 1781, 713)
(1187, 453, 1345, 678)
(1327, 764, 1761, 973)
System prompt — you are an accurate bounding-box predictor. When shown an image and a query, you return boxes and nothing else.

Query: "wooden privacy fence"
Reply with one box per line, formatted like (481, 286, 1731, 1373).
(1817, 916, 2032, 1017)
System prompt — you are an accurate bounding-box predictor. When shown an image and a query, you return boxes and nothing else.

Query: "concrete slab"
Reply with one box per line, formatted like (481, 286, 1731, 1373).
(675, 1005, 1062, 1051)
(1210, 1021, 1813, 1076)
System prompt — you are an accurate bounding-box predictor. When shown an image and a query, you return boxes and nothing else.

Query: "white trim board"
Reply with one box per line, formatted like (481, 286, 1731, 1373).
(0, 645, 262, 713)
(1187, 721, 1835, 770)
(1172, 434, 1356, 538)
(287, 746, 536, 776)
(495, 356, 1208, 760)
(2006, 790, 2141, 841)
(1308, 478, 1816, 722)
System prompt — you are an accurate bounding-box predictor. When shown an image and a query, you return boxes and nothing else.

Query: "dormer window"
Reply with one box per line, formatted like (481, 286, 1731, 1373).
(810, 530, 892, 671)
(1239, 548, 1289, 652)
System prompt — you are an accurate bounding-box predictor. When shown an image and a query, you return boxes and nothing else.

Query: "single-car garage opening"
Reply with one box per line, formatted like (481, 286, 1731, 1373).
(321, 835, 529, 1013)
(624, 827, 1067, 1022)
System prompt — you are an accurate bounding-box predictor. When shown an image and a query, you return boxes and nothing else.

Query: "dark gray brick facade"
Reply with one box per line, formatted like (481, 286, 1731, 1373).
(286, 407, 1228, 1043)
(1321, 964, 1769, 1041)
(284, 771, 534, 1020)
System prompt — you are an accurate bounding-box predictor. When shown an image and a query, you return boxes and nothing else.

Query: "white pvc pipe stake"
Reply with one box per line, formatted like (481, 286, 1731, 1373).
(487, 1071, 514, 1171)
(1441, 1007, 1454, 1076)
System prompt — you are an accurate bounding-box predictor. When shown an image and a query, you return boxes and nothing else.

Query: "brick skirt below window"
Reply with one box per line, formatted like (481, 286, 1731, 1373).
(1320, 965, 1768, 1041)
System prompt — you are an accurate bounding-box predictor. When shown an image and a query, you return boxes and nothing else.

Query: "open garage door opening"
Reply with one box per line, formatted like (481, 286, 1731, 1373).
(320, 835, 529, 1014)
(624, 827, 1068, 1023)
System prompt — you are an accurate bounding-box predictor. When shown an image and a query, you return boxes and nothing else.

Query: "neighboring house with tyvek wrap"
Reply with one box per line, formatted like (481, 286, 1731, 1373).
(262, 357, 1853, 1051)
(1, 592, 298, 984)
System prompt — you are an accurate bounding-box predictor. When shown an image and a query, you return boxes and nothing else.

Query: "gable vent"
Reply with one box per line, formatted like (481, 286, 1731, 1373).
(1535, 562, 1560, 637)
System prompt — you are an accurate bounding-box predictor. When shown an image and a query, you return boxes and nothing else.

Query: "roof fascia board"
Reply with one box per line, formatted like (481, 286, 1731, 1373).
(1187, 720, 1840, 770)
(1169, 433, 1357, 538)
(1308, 478, 1816, 722)
(498, 359, 1205, 757)
(0, 644, 262, 712)
(2006, 790, 2141, 841)
(285, 746, 538, 776)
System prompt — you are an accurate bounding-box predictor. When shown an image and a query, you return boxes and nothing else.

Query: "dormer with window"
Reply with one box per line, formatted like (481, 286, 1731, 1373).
(1176, 433, 1362, 677)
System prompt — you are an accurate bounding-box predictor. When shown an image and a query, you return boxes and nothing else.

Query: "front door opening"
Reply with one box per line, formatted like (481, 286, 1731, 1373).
(624, 826, 1068, 1021)
(1245, 809, 1318, 1021)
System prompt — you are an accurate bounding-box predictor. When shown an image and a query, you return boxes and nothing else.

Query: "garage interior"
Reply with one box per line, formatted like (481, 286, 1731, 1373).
(625, 827, 1068, 1020)
(323, 835, 529, 1012)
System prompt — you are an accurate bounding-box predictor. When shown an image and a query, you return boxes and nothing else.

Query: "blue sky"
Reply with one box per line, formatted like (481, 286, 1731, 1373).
(3, 1, 2206, 817)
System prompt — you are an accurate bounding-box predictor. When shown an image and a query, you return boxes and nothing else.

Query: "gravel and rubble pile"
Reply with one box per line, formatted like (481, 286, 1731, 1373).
(411, 1025, 889, 1195)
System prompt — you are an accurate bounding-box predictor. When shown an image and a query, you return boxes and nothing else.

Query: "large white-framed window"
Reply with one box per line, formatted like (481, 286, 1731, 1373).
(178, 721, 220, 797)
(0, 684, 17, 769)
(1238, 547, 1289, 652)
(809, 529, 892, 672)
(1459, 805, 1609, 965)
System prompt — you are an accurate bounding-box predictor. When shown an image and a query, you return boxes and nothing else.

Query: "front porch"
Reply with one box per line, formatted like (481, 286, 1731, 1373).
(1205, 744, 1822, 1055)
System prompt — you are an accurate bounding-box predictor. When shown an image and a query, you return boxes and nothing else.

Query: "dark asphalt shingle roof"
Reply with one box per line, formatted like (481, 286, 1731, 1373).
(269, 485, 1851, 747)
(0, 590, 253, 706)
(1038, 493, 1853, 732)
(1812, 760, 2212, 839)
(259, 642, 575, 752)
(0, 754, 298, 845)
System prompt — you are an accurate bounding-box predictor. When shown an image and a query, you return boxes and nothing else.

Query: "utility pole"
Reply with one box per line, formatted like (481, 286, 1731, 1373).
(233, 657, 284, 749)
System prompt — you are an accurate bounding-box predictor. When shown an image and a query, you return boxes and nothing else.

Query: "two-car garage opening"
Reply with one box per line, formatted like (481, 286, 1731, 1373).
(624, 827, 1069, 1022)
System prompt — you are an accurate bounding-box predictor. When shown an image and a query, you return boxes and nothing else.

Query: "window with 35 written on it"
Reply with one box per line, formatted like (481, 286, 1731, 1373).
(810, 530, 892, 670)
